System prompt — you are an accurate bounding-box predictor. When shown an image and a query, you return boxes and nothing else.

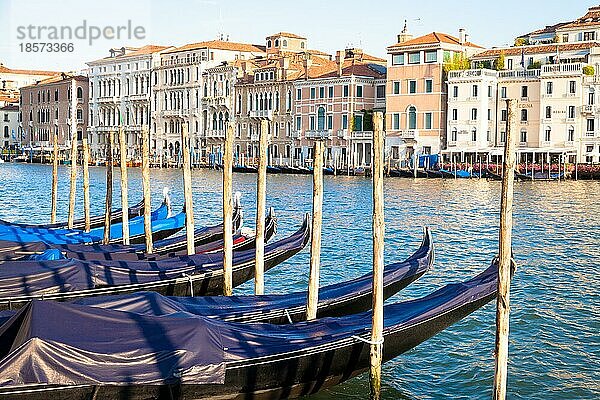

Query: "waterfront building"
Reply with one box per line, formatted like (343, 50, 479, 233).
(19, 73, 88, 151)
(0, 63, 56, 99)
(447, 42, 600, 163)
(516, 5, 600, 45)
(87, 45, 172, 160)
(154, 40, 265, 162)
(385, 24, 482, 165)
(294, 48, 386, 168)
(0, 104, 20, 150)
(233, 32, 332, 166)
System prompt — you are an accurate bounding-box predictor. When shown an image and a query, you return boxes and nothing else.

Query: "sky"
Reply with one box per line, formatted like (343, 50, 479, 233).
(0, 0, 597, 72)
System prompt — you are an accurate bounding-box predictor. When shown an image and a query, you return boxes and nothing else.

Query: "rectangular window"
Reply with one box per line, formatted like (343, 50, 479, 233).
(501, 109, 507, 121)
(392, 54, 404, 65)
(507, 59, 513, 69)
(425, 79, 433, 93)
(521, 85, 528, 98)
(452, 109, 457, 121)
(501, 131, 506, 143)
(488, 109, 492, 120)
(488, 85, 492, 98)
(584, 31, 596, 41)
(342, 114, 348, 129)
(546, 82, 553, 95)
(408, 52, 420, 64)
(319, 87, 325, 98)
(453, 86, 458, 98)
(424, 112, 432, 129)
(471, 108, 477, 120)
(587, 118, 595, 132)
(545, 106, 552, 119)
(562, 34, 569, 43)
(425, 50, 437, 63)
(376, 85, 385, 98)
(472, 85, 478, 97)
(568, 105, 575, 119)
(343, 85, 349, 97)
(295, 116, 301, 130)
(309, 115, 315, 130)
(310, 88, 316, 99)
(296, 88, 302, 100)
(328, 86, 334, 98)
(356, 85, 363, 98)
(393, 113, 400, 130)
(521, 109, 528, 121)
(545, 128, 551, 142)
(569, 80, 576, 94)
(327, 115, 333, 129)
(520, 130, 527, 143)
(589, 91, 594, 105)
(501, 87, 507, 98)
(408, 80, 417, 94)
(393, 81, 401, 95)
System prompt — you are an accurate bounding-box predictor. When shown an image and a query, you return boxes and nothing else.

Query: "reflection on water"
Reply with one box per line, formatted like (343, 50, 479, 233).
(0, 163, 598, 399)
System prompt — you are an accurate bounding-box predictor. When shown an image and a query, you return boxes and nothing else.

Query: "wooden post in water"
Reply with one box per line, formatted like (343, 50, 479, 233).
(369, 111, 385, 400)
(493, 99, 517, 400)
(118, 126, 130, 245)
(67, 131, 77, 229)
(50, 130, 59, 224)
(306, 139, 324, 320)
(102, 131, 114, 244)
(82, 137, 91, 232)
(181, 123, 195, 255)
(254, 119, 268, 295)
(141, 126, 153, 253)
(222, 122, 234, 296)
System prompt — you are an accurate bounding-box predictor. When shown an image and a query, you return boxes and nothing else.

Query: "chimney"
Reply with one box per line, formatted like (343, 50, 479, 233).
(459, 28, 466, 45)
(335, 50, 344, 77)
(397, 20, 413, 43)
(303, 53, 312, 80)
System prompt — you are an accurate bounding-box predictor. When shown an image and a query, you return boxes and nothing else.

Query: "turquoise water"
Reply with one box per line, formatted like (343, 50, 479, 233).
(0, 163, 598, 399)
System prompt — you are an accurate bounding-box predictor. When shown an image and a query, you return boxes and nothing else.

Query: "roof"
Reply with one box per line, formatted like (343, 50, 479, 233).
(517, 22, 570, 39)
(472, 41, 599, 58)
(0, 104, 18, 112)
(88, 45, 171, 63)
(0, 94, 19, 104)
(164, 40, 265, 54)
(316, 63, 387, 79)
(21, 73, 88, 89)
(266, 32, 307, 40)
(387, 32, 483, 50)
(0, 64, 56, 76)
(560, 6, 600, 30)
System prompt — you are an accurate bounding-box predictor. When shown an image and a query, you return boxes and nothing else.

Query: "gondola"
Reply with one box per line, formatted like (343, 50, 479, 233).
(0, 202, 185, 246)
(515, 171, 564, 181)
(0, 227, 432, 325)
(232, 165, 258, 173)
(0, 257, 509, 400)
(439, 169, 472, 179)
(2, 208, 277, 262)
(0, 214, 310, 310)
(267, 166, 282, 174)
(0, 199, 145, 230)
(387, 168, 413, 178)
(425, 169, 443, 178)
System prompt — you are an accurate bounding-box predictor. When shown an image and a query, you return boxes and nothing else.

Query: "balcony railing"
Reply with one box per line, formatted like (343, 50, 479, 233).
(305, 129, 332, 139)
(337, 129, 348, 139)
(541, 140, 551, 147)
(541, 63, 583, 76)
(581, 105, 594, 114)
(497, 69, 540, 79)
(399, 130, 417, 139)
(350, 130, 373, 139)
(291, 130, 300, 138)
(206, 129, 225, 138)
(248, 110, 273, 120)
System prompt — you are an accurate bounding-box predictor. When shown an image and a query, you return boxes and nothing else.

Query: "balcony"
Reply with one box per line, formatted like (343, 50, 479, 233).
(541, 63, 583, 76)
(350, 130, 373, 139)
(248, 110, 273, 120)
(305, 129, 332, 139)
(447, 140, 457, 147)
(129, 93, 149, 102)
(581, 105, 594, 115)
(250, 133, 259, 141)
(206, 129, 225, 138)
(519, 141, 528, 147)
(399, 130, 417, 139)
(291, 130, 300, 139)
(337, 129, 348, 139)
(541, 140, 551, 147)
(76, 97, 84, 104)
(162, 109, 188, 117)
(565, 141, 574, 147)
(497, 69, 540, 79)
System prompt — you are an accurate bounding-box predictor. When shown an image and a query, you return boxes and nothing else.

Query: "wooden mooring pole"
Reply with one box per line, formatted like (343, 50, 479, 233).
(67, 131, 77, 229)
(102, 131, 114, 244)
(50, 130, 59, 224)
(254, 120, 268, 295)
(181, 123, 195, 256)
(306, 139, 324, 320)
(141, 126, 153, 253)
(493, 99, 517, 400)
(222, 122, 234, 296)
(370, 111, 385, 400)
(82, 137, 91, 232)
(119, 126, 130, 245)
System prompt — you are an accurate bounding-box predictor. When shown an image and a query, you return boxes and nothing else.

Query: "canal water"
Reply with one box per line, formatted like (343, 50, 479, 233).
(0, 163, 598, 399)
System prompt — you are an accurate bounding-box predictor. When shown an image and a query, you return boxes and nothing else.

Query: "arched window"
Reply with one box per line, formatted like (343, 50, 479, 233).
(317, 107, 326, 130)
(212, 113, 217, 130)
(545, 126, 551, 142)
(203, 83, 208, 97)
(224, 112, 229, 122)
(218, 112, 224, 130)
(249, 93, 253, 111)
(213, 81, 217, 97)
(471, 128, 477, 142)
(408, 106, 417, 130)
(225, 81, 230, 96)
(567, 125, 575, 142)
(268, 93, 272, 110)
(275, 92, 279, 110)
(237, 94, 242, 113)
(274, 39, 279, 47)
(282, 40, 287, 47)
(286, 90, 291, 111)
(267, 40, 272, 48)
(451, 127, 457, 141)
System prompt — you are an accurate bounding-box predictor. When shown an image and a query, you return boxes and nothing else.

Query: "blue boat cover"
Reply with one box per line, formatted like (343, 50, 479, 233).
(0, 204, 183, 245)
(0, 261, 498, 387)
(26, 249, 65, 261)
